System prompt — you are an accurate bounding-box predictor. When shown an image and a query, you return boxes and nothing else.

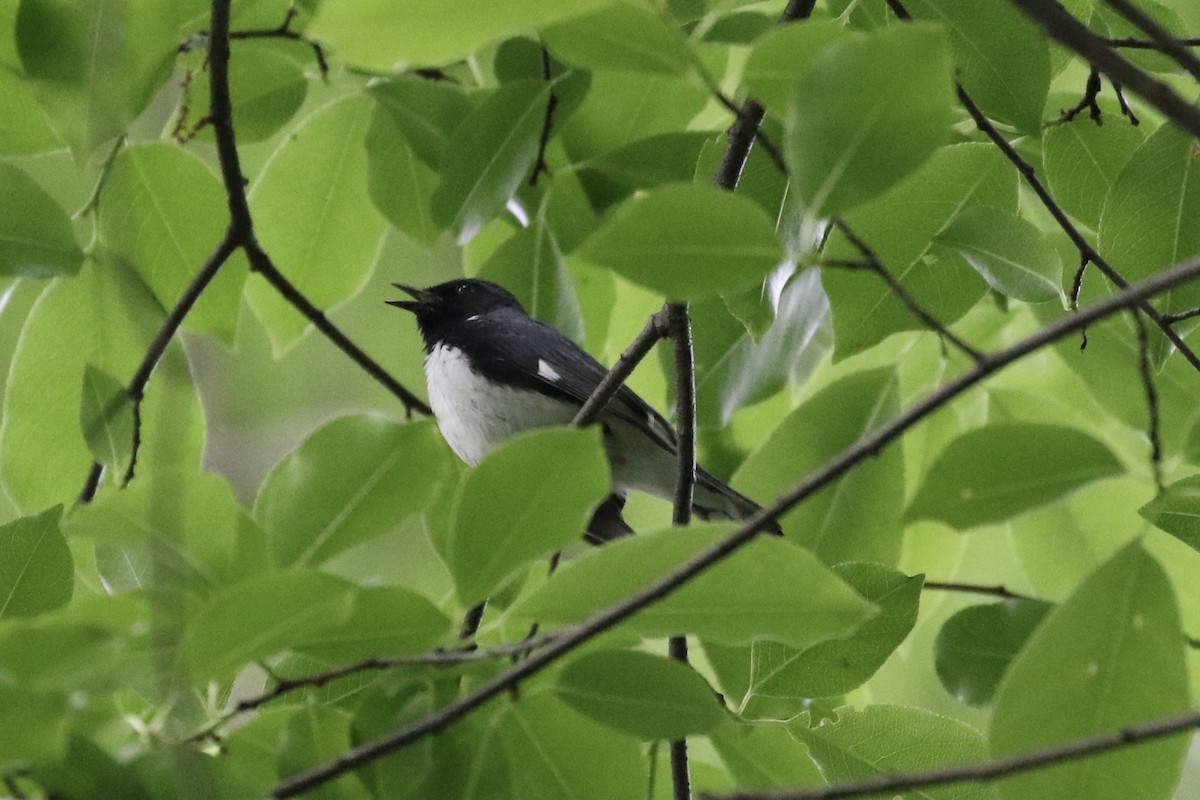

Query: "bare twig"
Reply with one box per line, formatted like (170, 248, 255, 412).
(922, 580, 1038, 602)
(832, 220, 984, 362)
(184, 633, 560, 744)
(1107, 36, 1200, 50)
(1005, 0, 1200, 139)
(572, 313, 669, 427)
(273, 248, 1200, 800)
(1099, 0, 1200, 82)
(709, 709, 1200, 799)
(222, 6, 329, 76)
(711, 90, 787, 175)
(528, 46, 558, 187)
(1130, 311, 1165, 491)
(1161, 307, 1200, 325)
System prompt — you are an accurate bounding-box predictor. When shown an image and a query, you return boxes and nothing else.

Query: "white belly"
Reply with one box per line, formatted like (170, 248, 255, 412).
(424, 344, 577, 465)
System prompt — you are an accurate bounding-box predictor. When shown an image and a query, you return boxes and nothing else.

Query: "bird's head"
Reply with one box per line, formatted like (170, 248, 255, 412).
(388, 279, 523, 349)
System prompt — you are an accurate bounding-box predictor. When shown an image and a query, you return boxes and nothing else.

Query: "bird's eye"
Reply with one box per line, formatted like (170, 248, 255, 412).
(456, 284, 467, 294)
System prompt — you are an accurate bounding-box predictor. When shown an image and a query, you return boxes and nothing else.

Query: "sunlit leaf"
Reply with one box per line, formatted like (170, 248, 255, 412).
(0, 163, 81, 278)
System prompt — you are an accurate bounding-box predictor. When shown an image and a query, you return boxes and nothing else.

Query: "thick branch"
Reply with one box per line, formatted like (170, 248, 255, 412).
(711, 709, 1200, 800)
(273, 248, 1200, 800)
(1005, 0, 1200, 139)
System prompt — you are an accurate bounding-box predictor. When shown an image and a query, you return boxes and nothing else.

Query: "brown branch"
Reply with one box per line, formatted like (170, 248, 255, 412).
(1131, 311, 1165, 491)
(1005, 0, 1200, 139)
(1161, 306, 1200, 325)
(955, 83, 1200, 374)
(711, 90, 787, 175)
(572, 313, 669, 427)
(922, 580, 1039, 602)
(832, 219, 984, 362)
(1107, 36, 1200, 50)
(1098, 0, 1200, 82)
(223, 7, 329, 76)
(184, 633, 560, 745)
(528, 46, 557, 187)
(710, 709, 1200, 799)
(272, 246, 1200, 800)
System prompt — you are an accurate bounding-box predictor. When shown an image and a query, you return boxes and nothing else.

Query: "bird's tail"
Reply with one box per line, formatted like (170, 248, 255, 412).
(693, 468, 782, 534)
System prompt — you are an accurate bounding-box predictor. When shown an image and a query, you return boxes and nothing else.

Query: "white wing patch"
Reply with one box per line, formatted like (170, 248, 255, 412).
(537, 359, 562, 383)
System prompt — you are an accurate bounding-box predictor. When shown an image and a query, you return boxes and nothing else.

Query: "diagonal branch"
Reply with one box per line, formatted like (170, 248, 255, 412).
(709, 708, 1200, 799)
(1005, 0, 1200, 139)
(272, 247, 1200, 800)
(1098, 0, 1200, 81)
(954, 84, 1200, 375)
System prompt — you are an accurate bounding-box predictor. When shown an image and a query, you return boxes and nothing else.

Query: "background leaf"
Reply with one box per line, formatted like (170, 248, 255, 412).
(78, 365, 134, 475)
(0, 163, 81, 278)
(0, 507, 71, 619)
(934, 599, 1052, 706)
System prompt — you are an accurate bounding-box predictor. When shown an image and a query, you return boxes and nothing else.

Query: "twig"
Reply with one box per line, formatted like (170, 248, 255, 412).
(711, 90, 787, 175)
(1099, 0, 1200, 82)
(709, 709, 1200, 799)
(1107, 36, 1200, 50)
(1061, 66, 1103, 124)
(1161, 307, 1200, 325)
(922, 580, 1038, 602)
(227, 7, 329, 76)
(832, 220, 984, 362)
(1130, 311, 1165, 491)
(528, 46, 558, 187)
(572, 313, 669, 427)
(955, 83, 1200, 375)
(184, 633, 561, 744)
(1005, 0, 1200, 139)
(272, 233, 1200, 800)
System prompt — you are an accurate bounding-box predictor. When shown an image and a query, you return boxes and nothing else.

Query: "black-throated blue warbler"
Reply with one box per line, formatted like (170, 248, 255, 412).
(389, 279, 775, 541)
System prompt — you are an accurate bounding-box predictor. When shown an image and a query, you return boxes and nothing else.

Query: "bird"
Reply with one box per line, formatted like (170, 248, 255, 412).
(388, 278, 777, 543)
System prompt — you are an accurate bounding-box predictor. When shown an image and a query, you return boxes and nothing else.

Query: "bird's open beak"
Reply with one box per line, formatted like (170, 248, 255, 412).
(386, 283, 434, 312)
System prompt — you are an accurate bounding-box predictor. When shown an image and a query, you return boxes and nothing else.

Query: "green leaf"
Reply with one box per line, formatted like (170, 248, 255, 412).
(255, 416, 449, 568)
(793, 705, 989, 800)
(1042, 110, 1143, 229)
(308, 0, 614, 69)
(278, 705, 358, 798)
(99, 144, 248, 343)
(79, 365, 133, 474)
(707, 719, 824, 792)
(734, 369, 904, 565)
(541, 4, 694, 75)
(475, 222, 583, 341)
(16, 0, 180, 158)
(1139, 474, 1200, 554)
(247, 95, 385, 352)
(555, 649, 722, 740)
(0, 507, 71, 619)
(0, 163, 81, 278)
(188, 40, 308, 144)
(580, 132, 714, 192)
(513, 524, 875, 646)
(786, 24, 954, 218)
(0, 68, 62, 154)
(935, 206, 1064, 302)
(369, 78, 473, 168)
(728, 564, 922, 705)
(496, 692, 645, 800)
(906, 423, 1123, 529)
(293, 586, 451, 662)
(0, 684, 67, 771)
(576, 184, 784, 301)
(990, 543, 1190, 800)
(744, 21, 856, 115)
(446, 427, 609, 606)
(431, 80, 551, 243)
(906, 0, 1050, 136)
(183, 570, 355, 680)
(934, 599, 1052, 706)
(1099, 124, 1200, 319)
(365, 107, 440, 246)
(822, 143, 1013, 359)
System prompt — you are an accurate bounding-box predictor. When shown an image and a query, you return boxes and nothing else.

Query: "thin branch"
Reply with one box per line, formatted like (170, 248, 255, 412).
(1099, 0, 1200, 82)
(711, 90, 787, 175)
(1005, 0, 1200, 140)
(1107, 36, 1200, 50)
(528, 46, 557, 187)
(832, 219, 984, 362)
(182, 6, 331, 77)
(242, 240, 432, 416)
(1131, 311, 1165, 492)
(272, 246, 1200, 800)
(922, 580, 1039, 602)
(572, 312, 669, 427)
(78, 230, 241, 504)
(185, 634, 560, 745)
(709, 709, 1200, 800)
(1060, 66, 1103, 124)
(955, 83, 1200, 374)
(1161, 306, 1200, 325)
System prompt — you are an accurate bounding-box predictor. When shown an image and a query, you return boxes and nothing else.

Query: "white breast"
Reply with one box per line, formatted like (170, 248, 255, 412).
(424, 344, 577, 465)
